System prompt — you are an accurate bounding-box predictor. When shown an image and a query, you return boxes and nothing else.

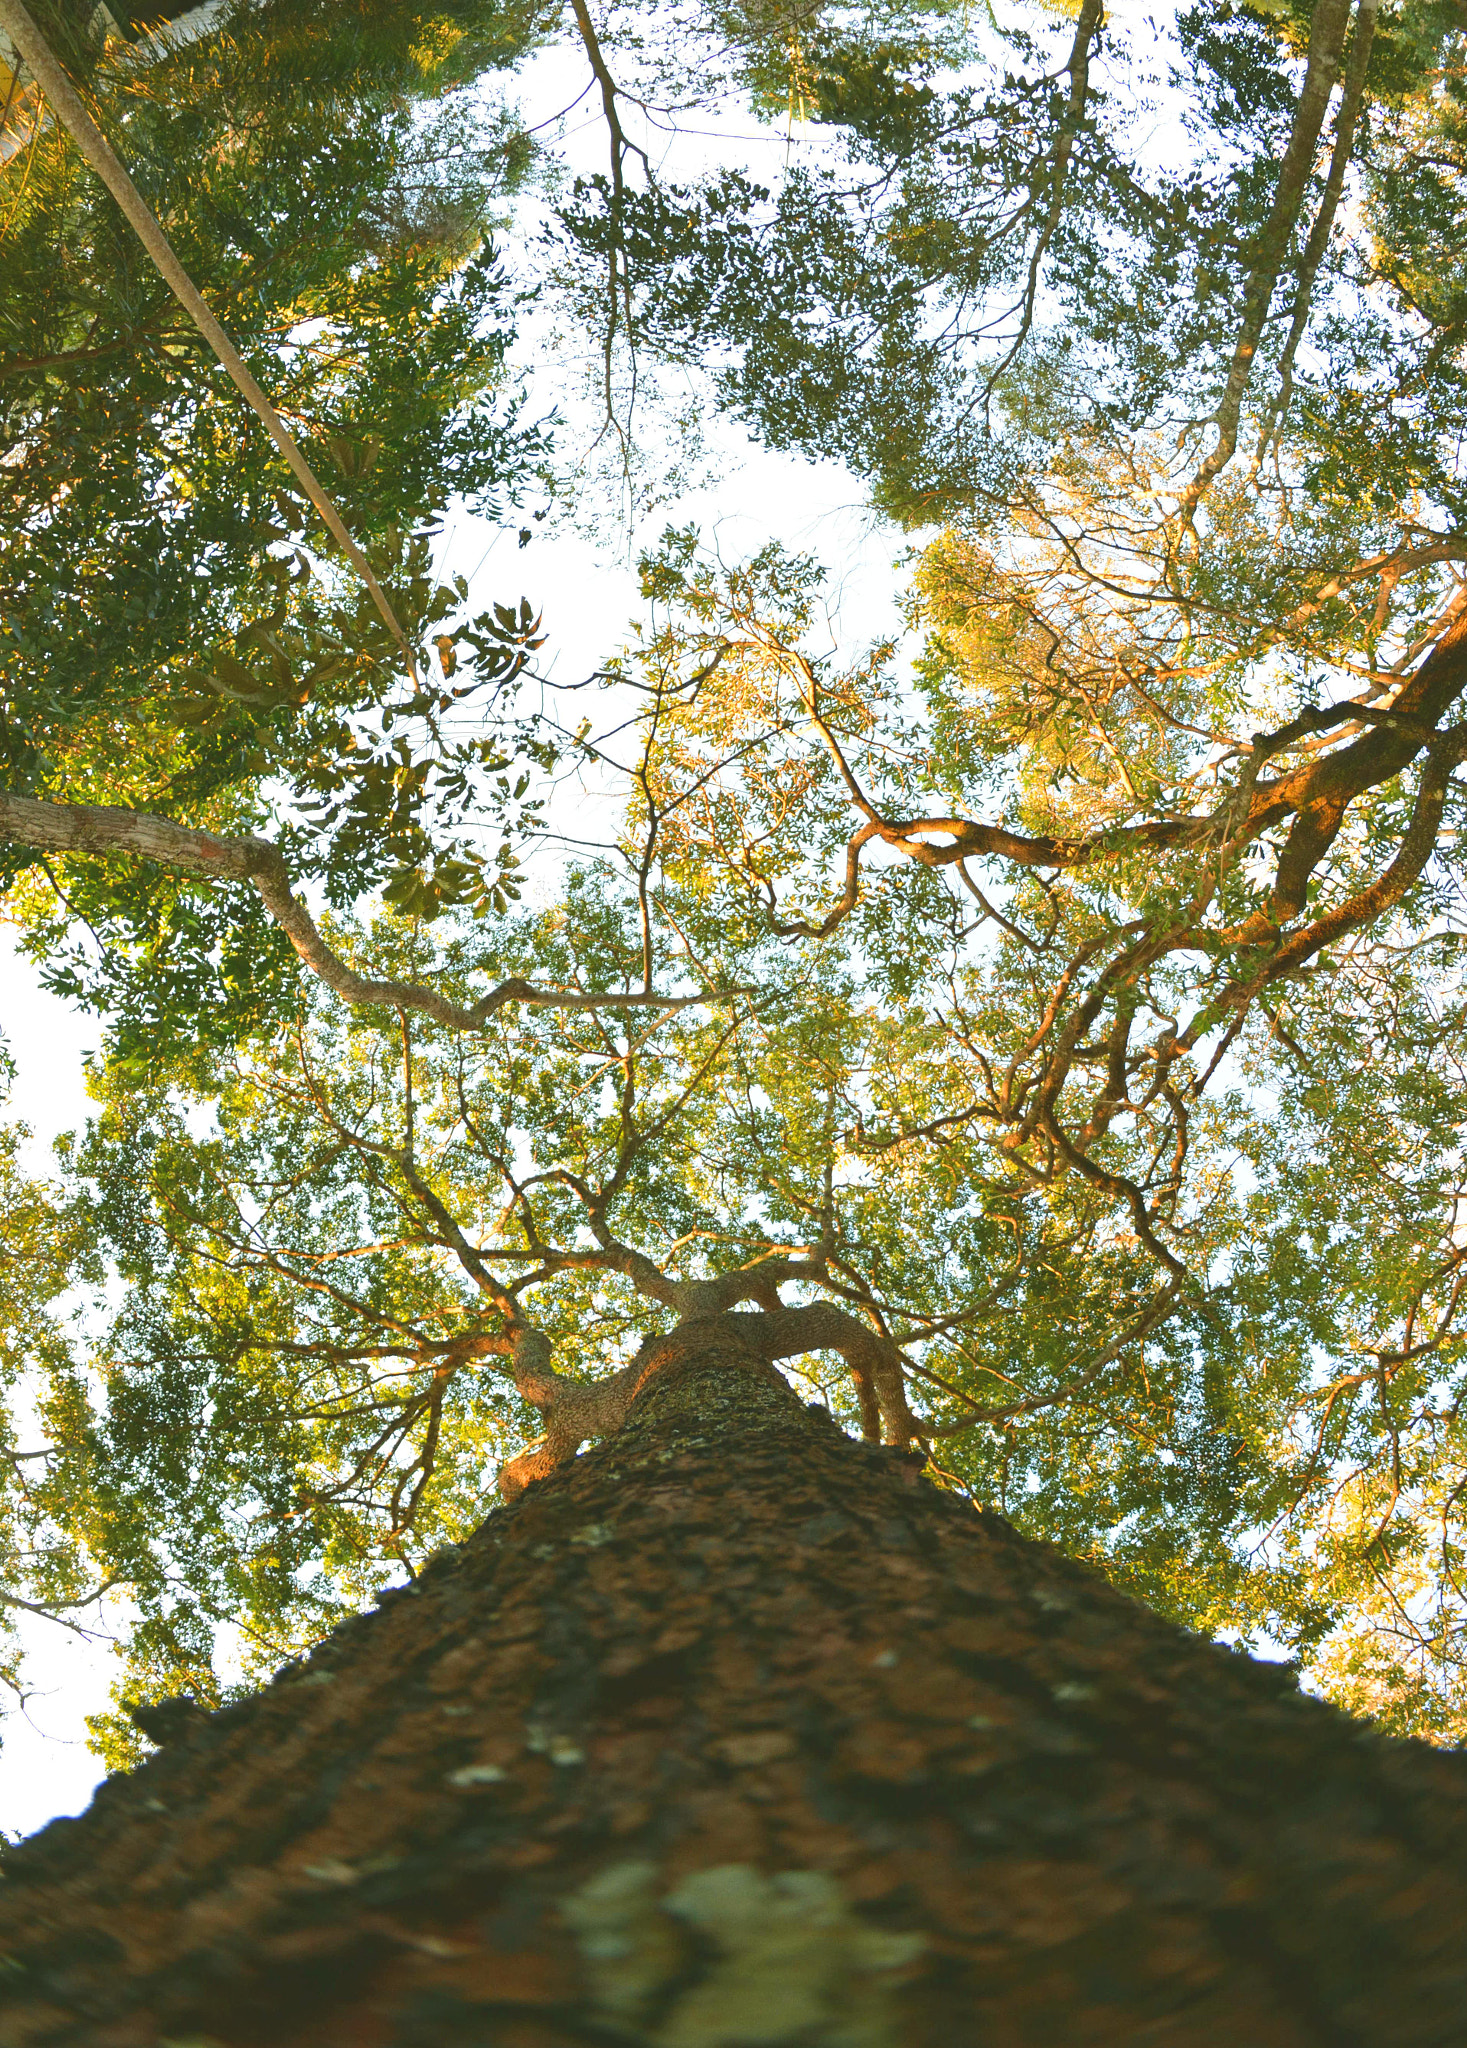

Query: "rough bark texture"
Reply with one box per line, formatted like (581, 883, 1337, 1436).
(3, 1352, 1467, 2046)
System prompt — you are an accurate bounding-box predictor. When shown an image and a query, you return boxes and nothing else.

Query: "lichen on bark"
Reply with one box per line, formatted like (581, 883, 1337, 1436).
(563, 1860, 923, 2046)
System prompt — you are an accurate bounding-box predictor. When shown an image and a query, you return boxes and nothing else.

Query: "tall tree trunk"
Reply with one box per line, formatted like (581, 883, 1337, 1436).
(4, 1339, 1467, 2045)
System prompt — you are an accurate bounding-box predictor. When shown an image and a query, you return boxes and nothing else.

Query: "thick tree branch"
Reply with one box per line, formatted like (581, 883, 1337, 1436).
(764, 598, 1467, 953)
(1262, 726, 1467, 983)
(0, 792, 713, 1028)
(496, 1295, 924, 1502)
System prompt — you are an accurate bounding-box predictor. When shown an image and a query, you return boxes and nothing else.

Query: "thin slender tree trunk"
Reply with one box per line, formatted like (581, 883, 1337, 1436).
(4, 1337, 1467, 2045)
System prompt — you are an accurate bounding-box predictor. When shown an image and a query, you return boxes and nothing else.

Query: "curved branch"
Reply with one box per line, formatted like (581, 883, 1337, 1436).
(0, 791, 717, 1029)
(762, 600, 1467, 947)
(497, 1297, 923, 1501)
(1261, 726, 1467, 984)
(754, 1300, 919, 1447)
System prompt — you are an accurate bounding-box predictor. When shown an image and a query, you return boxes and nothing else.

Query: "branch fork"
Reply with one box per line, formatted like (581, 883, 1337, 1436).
(496, 1299, 922, 1503)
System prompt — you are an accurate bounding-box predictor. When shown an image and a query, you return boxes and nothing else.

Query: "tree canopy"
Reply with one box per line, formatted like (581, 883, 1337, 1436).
(5, 0, 1467, 1771)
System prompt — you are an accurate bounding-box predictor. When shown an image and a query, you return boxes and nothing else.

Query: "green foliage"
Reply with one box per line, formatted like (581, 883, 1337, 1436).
(19, 807, 1464, 1739)
(2, 0, 551, 1029)
(0, 1077, 107, 1713)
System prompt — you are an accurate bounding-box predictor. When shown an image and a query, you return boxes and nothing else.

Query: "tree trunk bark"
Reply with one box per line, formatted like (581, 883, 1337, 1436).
(3, 1341, 1467, 2046)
